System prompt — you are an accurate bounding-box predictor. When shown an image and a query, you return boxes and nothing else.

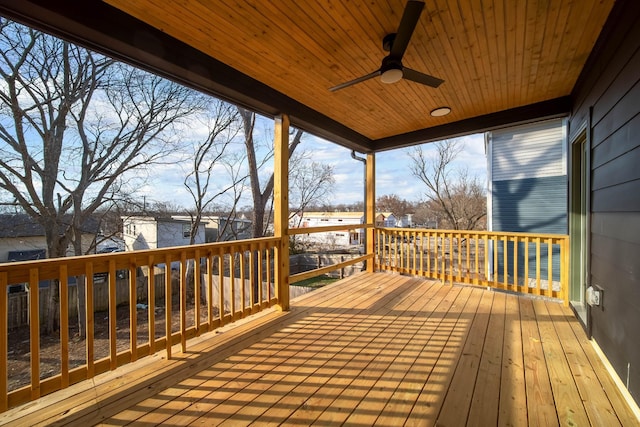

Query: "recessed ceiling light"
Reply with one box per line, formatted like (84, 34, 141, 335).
(430, 106, 451, 117)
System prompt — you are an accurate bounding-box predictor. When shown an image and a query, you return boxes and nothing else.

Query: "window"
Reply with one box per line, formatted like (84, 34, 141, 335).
(183, 223, 191, 238)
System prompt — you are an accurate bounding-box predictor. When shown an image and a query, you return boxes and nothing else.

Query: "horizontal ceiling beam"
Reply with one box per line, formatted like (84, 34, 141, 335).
(373, 97, 572, 151)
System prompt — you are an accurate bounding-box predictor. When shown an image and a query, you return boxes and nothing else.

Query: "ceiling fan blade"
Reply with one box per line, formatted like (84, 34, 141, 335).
(402, 67, 444, 88)
(329, 69, 381, 92)
(390, 0, 425, 59)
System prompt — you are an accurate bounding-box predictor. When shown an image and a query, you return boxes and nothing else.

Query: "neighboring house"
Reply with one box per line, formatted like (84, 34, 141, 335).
(395, 214, 413, 228)
(0, 214, 100, 262)
(486, 118, 568, 283)
(121, 216, 205, 250)
(290, 211, 396, 248)
(172, 215, 252, 242)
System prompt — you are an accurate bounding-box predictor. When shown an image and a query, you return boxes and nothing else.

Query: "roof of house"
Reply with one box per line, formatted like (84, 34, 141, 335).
(0, 214, 100, 238)
(296, 212, 394, 219)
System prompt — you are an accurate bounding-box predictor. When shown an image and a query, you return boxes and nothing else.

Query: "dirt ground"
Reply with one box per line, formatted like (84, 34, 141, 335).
(7, 302, 207, 392)
(7, 284, 317, 393)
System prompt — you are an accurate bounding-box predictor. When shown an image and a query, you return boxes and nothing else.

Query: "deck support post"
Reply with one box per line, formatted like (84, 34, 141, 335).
(366, 152, 375, 272)
(274, 114, 290, 311)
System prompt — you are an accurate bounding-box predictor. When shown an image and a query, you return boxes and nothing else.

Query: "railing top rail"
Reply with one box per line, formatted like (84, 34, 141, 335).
(289, 223, 374, 235)
(376, 227, 569, 240)
(0, 236, 280, 282)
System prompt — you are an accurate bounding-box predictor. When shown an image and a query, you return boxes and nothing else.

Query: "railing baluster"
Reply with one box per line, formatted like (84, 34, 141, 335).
(85, 263, 94, 378)
(548, 238, 553, 299)
(109, 259, 117, 369)
(249, 249, 255, 310)
(257, 247, 263, 306)
(483, 235, 489, 282)
(448, 232, 454, 285)
(266, 248, 272, 302)
(456, 233, 462, 283)
(465, 233, 470, 284)
(0, 272, 7, 412)
(129, 260, 137, 362)
(147, 255, 155, 355)
(179, 252, 186, 353)
(524, 237, 530, 293)
(240, 249, 246, 314)
(59, 265, 69, 388)
(207, 253, 213, 331)
(492, 234, 499, 285)
(164, 254, 172, 359)
(561, 237, 570, 306)
(513, 236, 519, 290)
(230, 252, 236, 318)
(536, 237, 542, 295)
(218, 251, 225, 323)
(503, 235, 508, 289)
(426, 231, 431, 277)
(194, 249, 201, 336)
(473, 236, 479, 285)
(29, 268, 40, 399)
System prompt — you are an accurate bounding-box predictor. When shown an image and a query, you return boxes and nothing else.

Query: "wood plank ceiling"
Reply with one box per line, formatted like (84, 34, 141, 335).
(0, 0, 616, 152)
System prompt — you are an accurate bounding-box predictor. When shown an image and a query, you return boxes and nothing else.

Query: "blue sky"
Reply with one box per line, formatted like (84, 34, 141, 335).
(143, 130, 487, 209)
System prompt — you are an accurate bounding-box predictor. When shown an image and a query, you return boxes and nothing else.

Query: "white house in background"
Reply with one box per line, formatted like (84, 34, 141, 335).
(289, 211, 396, 248)
(121, 216, 205, 250)
(171, 215, 252, 242)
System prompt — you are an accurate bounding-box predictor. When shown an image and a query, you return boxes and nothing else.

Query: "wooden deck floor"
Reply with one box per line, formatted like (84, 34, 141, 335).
(1, 272, 638, 426)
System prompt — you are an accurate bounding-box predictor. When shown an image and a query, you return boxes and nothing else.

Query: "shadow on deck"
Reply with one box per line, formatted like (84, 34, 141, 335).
(1, 272, 637, 426)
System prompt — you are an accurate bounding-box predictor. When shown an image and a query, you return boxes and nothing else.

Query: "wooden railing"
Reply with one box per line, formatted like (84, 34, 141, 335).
(375, 228, 569, 304)
(0, 225, 570, 412)
(0, 237, 279, 411)
(288, 223, 373, 283)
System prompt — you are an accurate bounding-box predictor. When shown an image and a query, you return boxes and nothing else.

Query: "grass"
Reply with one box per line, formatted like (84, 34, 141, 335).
(291, 274, 339, 289)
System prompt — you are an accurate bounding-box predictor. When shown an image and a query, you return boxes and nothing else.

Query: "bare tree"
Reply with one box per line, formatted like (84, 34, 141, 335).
(0, 20, 204, 333)
(237, 107, 303, 237)
(288, 150, 335, 252)
(289, 149, 335, 221)
(376, 194, 413, 219)
(410, 140, 486, 230)
(183, 99, 242, 244)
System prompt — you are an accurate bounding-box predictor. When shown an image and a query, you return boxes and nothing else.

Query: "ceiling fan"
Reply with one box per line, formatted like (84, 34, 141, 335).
(329, 0, 444, 92)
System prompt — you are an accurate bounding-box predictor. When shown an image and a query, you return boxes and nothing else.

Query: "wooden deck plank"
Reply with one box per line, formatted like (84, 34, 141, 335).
(345, 284, 457, 426)
(467, 291, 506, 427)
(532, 298, 591, 426)
(519, 297, 559, 426)
(3, 273, 374, 427)
(272, 278, 444, 426)
(561, 304, 640, 425)
(272, 280, 451, 426)
(328, 282, 459, 426)
(545, 300, 624, 426)
(434, 289, 494, 426)
(1, 272, 638, 427)
(498, 292, 528, 426)
(213, 277, 435, 426)
(403, 287, 484, 425)
(110, 273, 405, 426)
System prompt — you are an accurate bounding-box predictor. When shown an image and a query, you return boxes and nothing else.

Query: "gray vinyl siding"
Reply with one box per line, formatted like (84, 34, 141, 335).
(569, 0, 640, 403)
(488, 119, 568, 284)
(492, 176, 567, 281)
(491, 119, 565, 182)
(491, 176, 567, 234)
